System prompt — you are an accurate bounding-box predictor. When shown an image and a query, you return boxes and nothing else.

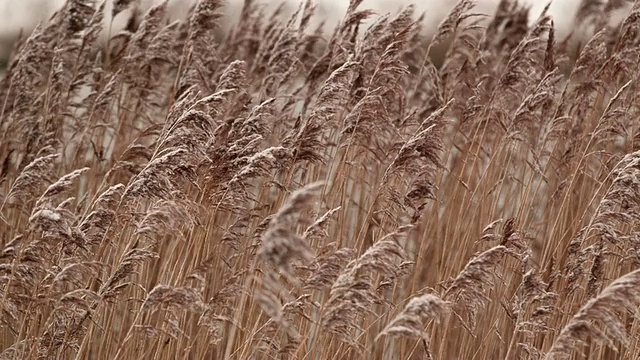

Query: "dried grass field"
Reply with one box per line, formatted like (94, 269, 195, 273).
(2, 0, 640, 359)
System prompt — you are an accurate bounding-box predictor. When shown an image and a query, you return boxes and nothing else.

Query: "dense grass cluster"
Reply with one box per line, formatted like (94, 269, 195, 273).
(1, 0, 640, 358)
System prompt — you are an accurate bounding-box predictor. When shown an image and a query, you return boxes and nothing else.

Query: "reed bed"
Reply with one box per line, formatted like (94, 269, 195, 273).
(1, 0, 640, 358)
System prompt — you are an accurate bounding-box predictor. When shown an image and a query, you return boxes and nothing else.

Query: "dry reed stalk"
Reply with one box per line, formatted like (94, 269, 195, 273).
(2, 0, 640, 359)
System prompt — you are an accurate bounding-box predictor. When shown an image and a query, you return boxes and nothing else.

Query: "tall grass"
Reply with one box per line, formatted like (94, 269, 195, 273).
(1, 0, 640, 358)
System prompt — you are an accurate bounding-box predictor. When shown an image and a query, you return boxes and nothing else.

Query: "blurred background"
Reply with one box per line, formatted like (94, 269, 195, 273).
(0, 0, 631, 60)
